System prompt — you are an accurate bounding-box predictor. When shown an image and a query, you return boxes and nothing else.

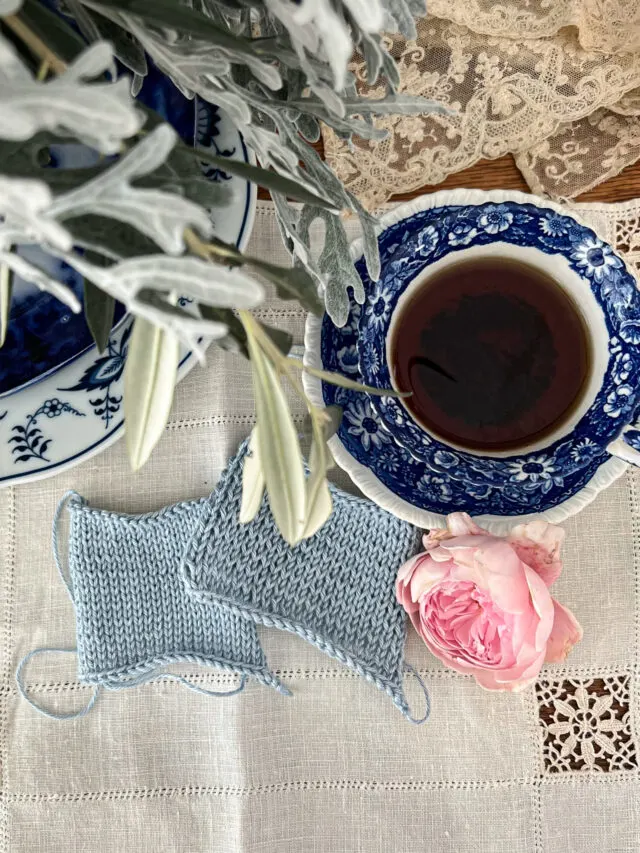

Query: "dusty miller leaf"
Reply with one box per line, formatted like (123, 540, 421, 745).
(65, 213, 161, 260)
(91, 0, 282, 90)
(62, 252, 264, 353)
(0, 37, 143, 153)
(203, 235, 323, 316)
(133, 289, 227, 359)
(339, 94, 450, 116)
(0, 176, 71, 250)
(265, 0, 353, 91)
(383, 0, 418, 39)
(299, 205, 364, 327)
(68, 1, 148, 76)
(285, 94, 450, 128)
(199, 303, 248, 355)
(0, 249, 81, 312)
(269, 119, 382, 284)
(261, 323, 292, 356)
(350, 196, 381, 283)
(50, 125, 213, 254)
(20, 0, 89, 63)
(190, 144, 337, 210)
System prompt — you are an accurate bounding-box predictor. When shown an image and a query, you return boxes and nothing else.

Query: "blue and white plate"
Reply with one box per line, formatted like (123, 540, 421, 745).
(303, 191, 629, 532)
(0, 70, 255, 486)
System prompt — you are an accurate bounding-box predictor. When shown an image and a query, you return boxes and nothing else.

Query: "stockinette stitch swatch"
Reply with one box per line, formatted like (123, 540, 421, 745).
(17, 493, 286, 719)
(181, 443, 427, 721)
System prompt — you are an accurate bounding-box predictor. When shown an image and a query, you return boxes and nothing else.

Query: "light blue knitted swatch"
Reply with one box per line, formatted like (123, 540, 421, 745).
(66, 495, 286, 691)
(16, 493, 286, 719)
(181, 444, 427, 721)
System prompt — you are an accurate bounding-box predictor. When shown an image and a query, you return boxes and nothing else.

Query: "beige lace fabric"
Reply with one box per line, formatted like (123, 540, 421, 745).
(323, 2, 640, 208)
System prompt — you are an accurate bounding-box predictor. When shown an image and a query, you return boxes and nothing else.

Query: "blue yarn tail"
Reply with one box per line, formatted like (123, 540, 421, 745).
(143, 672, 249, 698)
(402, 663, 431, 725)
(15, 648, 99, 721)
(52, 490, 84, 601)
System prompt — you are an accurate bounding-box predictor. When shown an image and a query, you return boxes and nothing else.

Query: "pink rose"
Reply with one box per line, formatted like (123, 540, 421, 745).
(396, 513, 582, 691)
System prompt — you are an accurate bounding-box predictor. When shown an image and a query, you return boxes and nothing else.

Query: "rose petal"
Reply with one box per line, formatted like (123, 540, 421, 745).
(475, 541, 531, 613)
(523, 566, 555, 651)
(508, 520, 565, 588)
(474, 650, 545, 692)
(395, 553, 451, 613)
(439, 535, 499, 573)
(440, 534, 498, 551)
(396, 552, 422, 586)
(545, 600, 583, 663)
(427, 545, 458, 563)
(409, 556, 452, 603)
(446, 512, 484, 537)
(416, 628, 480, 676)
(406, 607, 423, 638)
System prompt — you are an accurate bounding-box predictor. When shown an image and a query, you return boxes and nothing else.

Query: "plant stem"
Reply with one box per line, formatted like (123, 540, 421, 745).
(2, 14, 67, 74)
(241, 310, 305, 395)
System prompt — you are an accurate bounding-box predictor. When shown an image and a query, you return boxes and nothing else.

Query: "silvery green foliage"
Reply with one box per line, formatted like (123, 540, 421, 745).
(0, 248, 81, 311)
(0, 36, 263, 349)
(78, 0, 437, 326)
(264, 0, 375, 93)
(0, 177, 71, 251)
(298, 206, 365, 328)
(49, 125, 214, 254)
(0, 174, 81, 311)
(62, 254, 265, 359)
(63, 0, 148, 79)
(382, 0, 420, 38)
(0, 37, 142, 153)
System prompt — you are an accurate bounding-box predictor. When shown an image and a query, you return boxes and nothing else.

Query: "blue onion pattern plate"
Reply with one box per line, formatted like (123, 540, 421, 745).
(0, 74, 255, 486)
(303, 191, 629, 532)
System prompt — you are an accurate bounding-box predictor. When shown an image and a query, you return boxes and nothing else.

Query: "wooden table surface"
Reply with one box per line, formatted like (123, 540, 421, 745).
(390, 153, 640, 204)
(259, 151, 640, 204)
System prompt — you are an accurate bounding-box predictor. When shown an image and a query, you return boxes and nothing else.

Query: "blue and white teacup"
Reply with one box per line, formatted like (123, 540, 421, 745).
(356, 190, 640, 505)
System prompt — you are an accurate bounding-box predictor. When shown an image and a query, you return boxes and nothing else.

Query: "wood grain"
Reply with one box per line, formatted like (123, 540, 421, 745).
(258, 151, 640, 204)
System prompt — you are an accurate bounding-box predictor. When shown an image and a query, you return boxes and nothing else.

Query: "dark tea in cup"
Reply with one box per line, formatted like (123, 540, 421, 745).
(390, 257, 592, 452)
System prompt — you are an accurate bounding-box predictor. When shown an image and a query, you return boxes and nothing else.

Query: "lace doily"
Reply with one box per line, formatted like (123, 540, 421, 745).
(536, 675, 638, 773)
(323, 6, 640, 208)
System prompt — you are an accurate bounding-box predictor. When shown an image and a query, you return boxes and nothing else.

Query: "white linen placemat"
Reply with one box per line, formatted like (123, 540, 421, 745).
(1, 200, 640, 853)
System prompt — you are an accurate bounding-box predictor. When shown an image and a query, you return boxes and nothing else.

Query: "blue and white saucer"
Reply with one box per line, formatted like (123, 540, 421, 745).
(303, 191, 629, 532)
(0, 67, 255, 486)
